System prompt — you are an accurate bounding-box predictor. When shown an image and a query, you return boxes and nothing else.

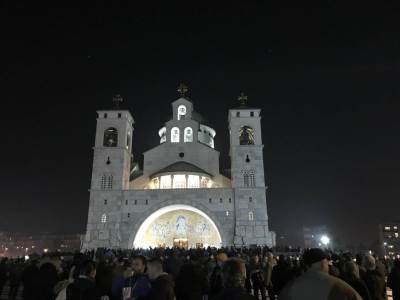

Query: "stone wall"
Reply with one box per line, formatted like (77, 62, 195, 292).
(83, 188, 236, 249)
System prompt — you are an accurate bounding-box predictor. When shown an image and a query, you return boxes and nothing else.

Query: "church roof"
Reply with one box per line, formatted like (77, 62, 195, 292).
(232, 104, 260, 110)
(150, 161, 213, 178)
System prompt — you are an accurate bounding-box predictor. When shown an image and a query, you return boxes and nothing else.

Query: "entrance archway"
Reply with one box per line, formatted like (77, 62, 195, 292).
(133, 204, 222, 248)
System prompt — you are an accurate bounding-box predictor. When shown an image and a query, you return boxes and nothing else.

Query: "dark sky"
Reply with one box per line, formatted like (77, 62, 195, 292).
(1, 1, 400, 247)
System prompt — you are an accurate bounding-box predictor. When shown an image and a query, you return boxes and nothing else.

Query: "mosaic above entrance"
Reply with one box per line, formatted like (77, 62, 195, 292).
(141, 209, 221, 248)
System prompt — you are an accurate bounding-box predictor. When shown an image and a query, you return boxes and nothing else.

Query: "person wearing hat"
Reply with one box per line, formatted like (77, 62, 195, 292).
(279, 248, 362, 300)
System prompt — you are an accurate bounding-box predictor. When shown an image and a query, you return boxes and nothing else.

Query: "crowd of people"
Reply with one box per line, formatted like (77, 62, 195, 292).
(0, 246, 399, 300)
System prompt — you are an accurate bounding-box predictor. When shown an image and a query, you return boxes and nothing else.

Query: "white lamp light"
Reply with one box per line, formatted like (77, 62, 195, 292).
(320, 235, 330, 246)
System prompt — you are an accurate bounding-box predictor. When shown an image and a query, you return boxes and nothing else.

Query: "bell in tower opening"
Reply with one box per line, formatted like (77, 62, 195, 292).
(103, 127, 118, 147)
(239, 126, 255, 145)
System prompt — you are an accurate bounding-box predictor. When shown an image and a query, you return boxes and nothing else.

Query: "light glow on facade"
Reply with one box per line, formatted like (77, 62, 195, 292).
(160, 175, 172, 189)
(184, 127, 193, 142)
(172, 175, 186, 189)
(149, 174, 213, 189)
(187, 175, 200, 188)
(171, 127, 180, 143)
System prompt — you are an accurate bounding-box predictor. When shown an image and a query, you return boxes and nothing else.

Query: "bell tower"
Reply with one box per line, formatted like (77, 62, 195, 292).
(229, 93, 274, 246)
(83, 95, 134, 249)
(91, 95, 134, 191)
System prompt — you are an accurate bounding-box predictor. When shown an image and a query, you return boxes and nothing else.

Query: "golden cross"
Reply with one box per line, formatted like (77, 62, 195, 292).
(177, 83, 188, 97)
(112, 94, 123, 109)
(238, 92, 248, 106)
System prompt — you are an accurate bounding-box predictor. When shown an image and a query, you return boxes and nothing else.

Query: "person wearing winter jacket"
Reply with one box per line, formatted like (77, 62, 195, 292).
(145, 258, 175, 300)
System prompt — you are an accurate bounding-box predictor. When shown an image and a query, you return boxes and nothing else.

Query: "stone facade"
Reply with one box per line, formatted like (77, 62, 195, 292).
(82, 96, 275, 249)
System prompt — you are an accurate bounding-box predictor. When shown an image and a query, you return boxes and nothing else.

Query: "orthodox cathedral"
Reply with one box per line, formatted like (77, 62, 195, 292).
(82, 85, 275, 249)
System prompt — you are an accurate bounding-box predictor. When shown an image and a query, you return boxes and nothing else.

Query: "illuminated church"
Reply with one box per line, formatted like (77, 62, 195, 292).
(82, 85, 275, 249)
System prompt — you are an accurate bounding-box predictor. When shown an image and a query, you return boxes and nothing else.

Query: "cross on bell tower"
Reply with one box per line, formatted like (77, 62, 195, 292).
(177, 83, 189, 98)
(112, 94, 123, 109)
(238, 92, 248, 106)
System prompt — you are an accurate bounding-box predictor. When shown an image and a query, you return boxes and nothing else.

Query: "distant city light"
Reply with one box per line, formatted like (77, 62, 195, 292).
(320, 235, 330, 246)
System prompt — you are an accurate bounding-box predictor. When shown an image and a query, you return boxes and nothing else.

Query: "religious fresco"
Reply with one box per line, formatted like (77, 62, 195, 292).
(141, 209, 221, 248)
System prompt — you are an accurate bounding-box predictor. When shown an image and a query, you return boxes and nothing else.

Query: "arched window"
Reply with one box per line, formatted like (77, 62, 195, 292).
(107, 174, 113, 189)
(184, 127, 193, 142)
(248, 211, 254, 221)
(243, 173, 249, 187)
(101, 174, 113, 189)
(126, 131, 131, 150)
(177, 105, 187, 120)
(239, 126, 255, 145)
(103, 127, 118, 147)
(249, 172, 255, 187)
(159, 127, 167, 144)
(171, 127, 180, 143)
(101, 174, 106, 189)
(101, 213, 107, 223)
(243, 170, 255, 187)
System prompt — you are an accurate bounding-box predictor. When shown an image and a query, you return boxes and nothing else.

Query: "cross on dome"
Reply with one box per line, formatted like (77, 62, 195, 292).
(112, 94, 123, 109)
(177, 83, 189, 98)
(238, 92, 248, 106)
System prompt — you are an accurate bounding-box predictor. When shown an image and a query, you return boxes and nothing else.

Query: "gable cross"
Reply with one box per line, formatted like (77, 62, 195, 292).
(177, 83, 189, 98)
(238, 92, 248, 106)
(112, 94, 123, 109)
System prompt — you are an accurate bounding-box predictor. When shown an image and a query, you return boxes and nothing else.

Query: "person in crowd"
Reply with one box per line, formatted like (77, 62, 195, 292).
(112, 255, 151, 300)
(38, 260, 60, 300)
(0, 258, 9, 298)
(145, 257, 175, 300)
(131, 255, 152, 299)
(271, 255, 294, 297)
(388, 259, 400, 300)
(111, 260, 133, 300)
(54, 266, 76, 300)
(279, 248, 362, 300)
(342, 261, 371, 300)
(209, 252, 228, 298)
(96, 259, 114, 298)
(9, 259, 24, 300)
(21, 259, 40, 300)
(373, 255, 387, 278)
(212, 258, 257, 300)
(165, 252, 183, 280)
(248, 255, 266, 300)
(362, 255, 386, 300)
(66, 260, 99, 300)
(262, 252, 275, 299)
(328, 255, 341, 278)
(175, 260, 209, 300)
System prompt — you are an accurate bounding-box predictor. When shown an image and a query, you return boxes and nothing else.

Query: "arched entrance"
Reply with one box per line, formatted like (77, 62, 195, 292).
(133, 204, 222, 248)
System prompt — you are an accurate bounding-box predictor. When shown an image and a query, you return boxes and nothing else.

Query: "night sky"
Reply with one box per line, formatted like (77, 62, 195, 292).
(1, 1, 400, 247)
